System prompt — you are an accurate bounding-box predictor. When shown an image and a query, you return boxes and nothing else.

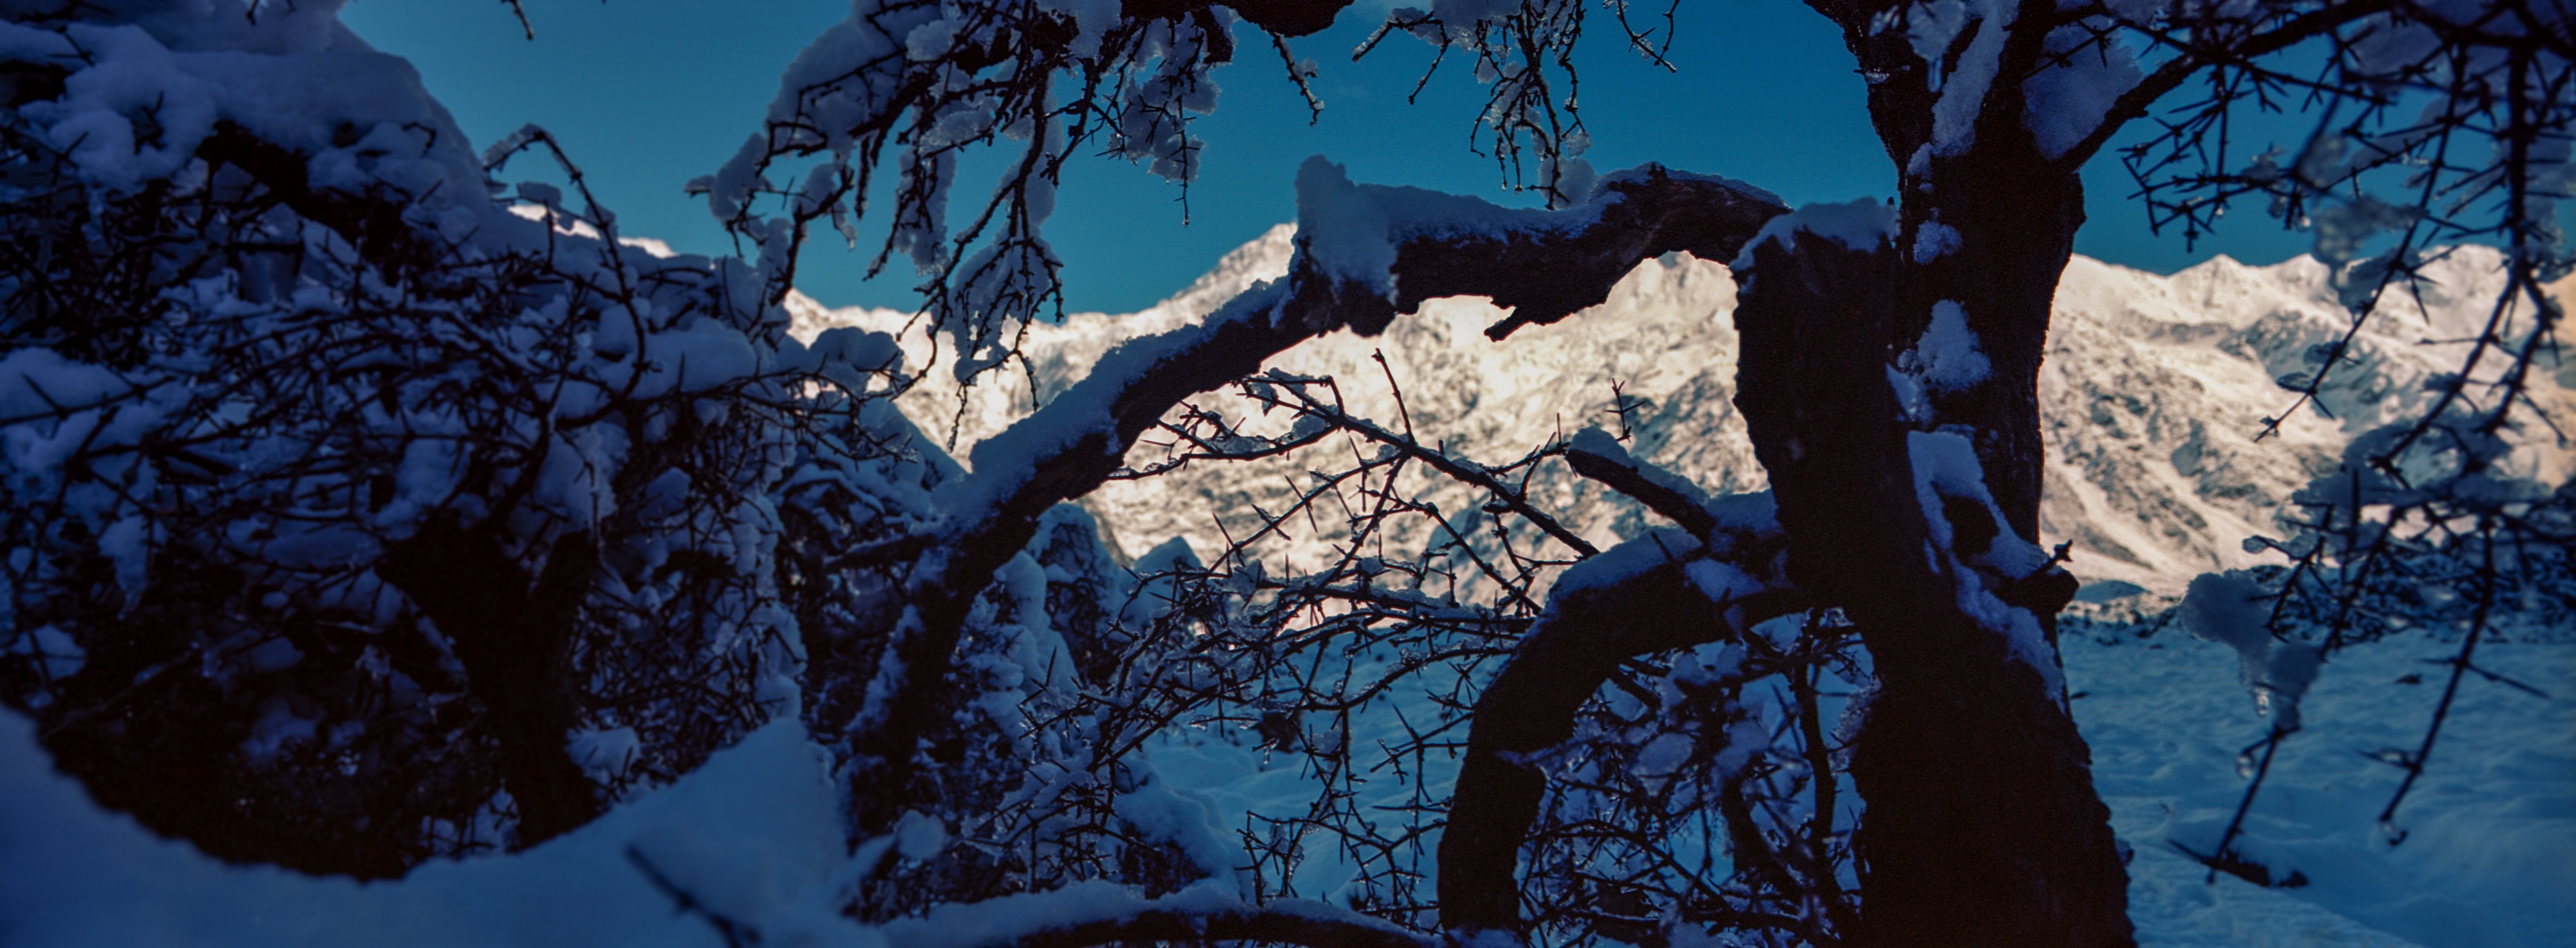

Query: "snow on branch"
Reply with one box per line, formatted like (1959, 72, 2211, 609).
(926, 154, 1779, 568)
(1563, 426, 1719, 538)
(1437, 517, 1804, 943)
(1288, 158, 1786, 339)
(840, 158, 1788, 832)
(708, 0, 1244, 383)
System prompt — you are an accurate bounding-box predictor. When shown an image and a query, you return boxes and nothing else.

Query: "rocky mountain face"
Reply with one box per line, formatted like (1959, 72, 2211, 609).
(792, 231, 2572, 599)
(2043, 251, 2572, 594)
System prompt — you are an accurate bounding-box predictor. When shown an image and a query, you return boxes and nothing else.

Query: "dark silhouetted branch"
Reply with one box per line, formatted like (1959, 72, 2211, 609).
(841, 164, 1787, 835)
(1437, 534, 1802, 940)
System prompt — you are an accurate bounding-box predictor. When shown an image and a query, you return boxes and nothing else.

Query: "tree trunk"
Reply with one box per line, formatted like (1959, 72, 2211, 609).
(378, 521, 603, 848)
(1733, 228, 2131, 946)
(1895, 145, 2088, 544)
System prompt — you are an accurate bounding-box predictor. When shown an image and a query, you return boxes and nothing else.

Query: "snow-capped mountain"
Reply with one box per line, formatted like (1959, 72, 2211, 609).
(2044, 251, 2574, 594)
(790, 230, 2573, 598)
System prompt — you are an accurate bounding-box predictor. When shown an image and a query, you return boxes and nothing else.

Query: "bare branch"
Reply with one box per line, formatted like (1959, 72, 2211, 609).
(842, 164, 1787, 833)
(2060, 1, 2399, 169)
(1439, 525, 1803, 941)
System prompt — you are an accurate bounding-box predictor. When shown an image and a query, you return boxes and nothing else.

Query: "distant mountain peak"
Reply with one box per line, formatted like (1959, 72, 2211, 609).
(794, 233, 2572, 598)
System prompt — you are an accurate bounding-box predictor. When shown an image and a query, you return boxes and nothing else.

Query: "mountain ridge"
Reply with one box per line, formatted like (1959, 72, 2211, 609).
(789, 230, 2574, 598)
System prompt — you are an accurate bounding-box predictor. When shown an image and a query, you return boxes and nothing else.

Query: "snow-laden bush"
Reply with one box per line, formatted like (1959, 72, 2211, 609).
(0, 2, 924, 873)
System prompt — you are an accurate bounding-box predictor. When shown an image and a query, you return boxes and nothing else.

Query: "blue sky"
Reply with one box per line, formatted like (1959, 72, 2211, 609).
(343, 0, 2316, 314)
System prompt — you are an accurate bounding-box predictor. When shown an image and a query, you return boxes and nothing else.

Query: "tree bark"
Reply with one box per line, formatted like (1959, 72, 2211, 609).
(1744, 4, 2135, 940)
(377, 520, 603, 848)
(1733, 232, 2131, 947)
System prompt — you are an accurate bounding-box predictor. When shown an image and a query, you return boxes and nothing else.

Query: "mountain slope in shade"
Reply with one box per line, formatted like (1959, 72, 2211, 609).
(791, 233, 2572, 598)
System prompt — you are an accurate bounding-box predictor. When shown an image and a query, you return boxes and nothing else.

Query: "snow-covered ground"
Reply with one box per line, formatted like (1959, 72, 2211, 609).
(0, 714, 859, 947)
(5, 619, 2567, 946)
(2072, 625, 2575, 948)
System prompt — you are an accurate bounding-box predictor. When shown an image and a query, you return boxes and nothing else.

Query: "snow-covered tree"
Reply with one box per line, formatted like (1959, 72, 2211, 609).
(0, 1, 2565, 947)
(0, 0, 913, 871)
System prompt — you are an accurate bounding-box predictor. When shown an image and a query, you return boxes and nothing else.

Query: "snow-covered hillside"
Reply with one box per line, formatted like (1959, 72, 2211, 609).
(2, 225, 2568, 948)
(793, 231, 2575, 599)
(2043, 252, 2575, 594)
(791, 225, 1754, 581)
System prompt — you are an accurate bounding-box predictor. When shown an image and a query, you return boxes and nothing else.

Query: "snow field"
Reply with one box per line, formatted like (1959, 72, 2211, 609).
(2069, 625, 2575, 948)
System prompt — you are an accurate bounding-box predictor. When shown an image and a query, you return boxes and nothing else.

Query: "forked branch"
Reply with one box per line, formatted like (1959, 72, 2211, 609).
(1438, 513, 1803, 941)
(841, 162, 1788, 834)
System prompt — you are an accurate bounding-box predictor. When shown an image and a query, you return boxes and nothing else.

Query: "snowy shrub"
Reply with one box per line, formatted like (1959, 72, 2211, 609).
(0, 2, 918, 874)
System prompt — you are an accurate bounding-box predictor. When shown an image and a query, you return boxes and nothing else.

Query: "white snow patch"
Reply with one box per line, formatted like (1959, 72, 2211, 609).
(571, 726, 642, 782)
(2023, 23, 2143, 159)
(1926, 0, 2016, 156)
(1555, 527, 1698, 597)
(1912, 219, 1962, 261)
(2180, 572, 2322, 730)
(1290, 155, 1584, 300)
(0, 714, 861, 947)
(1909, 299, 1992, 391)
(894, 809, 948, 860)
(1908, 429, 2063, 691)
(3, 625, 85, 680)
(1732, 198, 1896, 270)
